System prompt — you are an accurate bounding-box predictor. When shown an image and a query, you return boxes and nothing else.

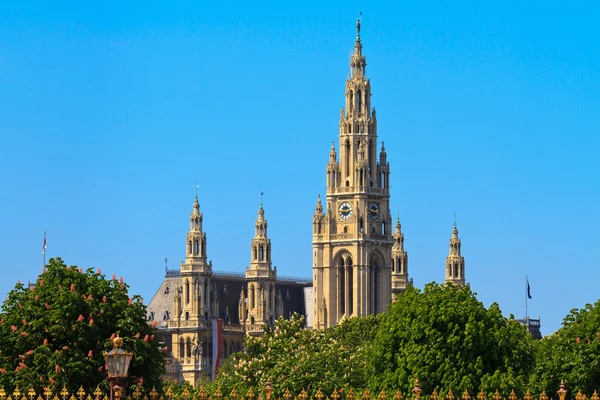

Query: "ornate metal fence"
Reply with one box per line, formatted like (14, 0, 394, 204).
(0, 380, 594, 400)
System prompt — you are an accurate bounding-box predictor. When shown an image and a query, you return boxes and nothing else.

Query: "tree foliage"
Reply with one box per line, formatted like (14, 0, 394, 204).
(368, 283, 536, 395)
(531, 300, 600, 394)
(0, 257, 166, 392)
(208, 313, 380, 397)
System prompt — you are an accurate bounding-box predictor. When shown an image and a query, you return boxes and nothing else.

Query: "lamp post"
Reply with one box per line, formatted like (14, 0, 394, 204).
(103, 334, 133, 400)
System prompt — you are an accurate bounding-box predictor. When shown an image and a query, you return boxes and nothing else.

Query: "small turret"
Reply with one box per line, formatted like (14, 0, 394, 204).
(445, 214, 466, 286)
(391, 214, 409, 301)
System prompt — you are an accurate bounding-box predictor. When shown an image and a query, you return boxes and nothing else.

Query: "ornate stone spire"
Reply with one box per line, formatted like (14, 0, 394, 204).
(315, 194, 323, 215)
(391, 211, 408, 300)
(446, 215, 465, 286)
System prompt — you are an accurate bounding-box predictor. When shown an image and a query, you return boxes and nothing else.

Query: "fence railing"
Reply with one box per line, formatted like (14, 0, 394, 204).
(0, 380, 591, 400)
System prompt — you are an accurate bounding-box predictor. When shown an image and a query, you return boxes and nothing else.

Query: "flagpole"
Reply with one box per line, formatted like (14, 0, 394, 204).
(525, 275, 528, 322)
(42, 231, 47, 268)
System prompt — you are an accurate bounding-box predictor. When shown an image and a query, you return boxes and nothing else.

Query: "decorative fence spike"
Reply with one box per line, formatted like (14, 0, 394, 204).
(508, 389, 517, 400)
(493, 390, 501, 400)
(431, 389, 439, 400)
(462, 390, 470, 400)
(557, 381, 567, 400)
(27, 388, 36, 400)
(378, 389, 387, 400)
(93, 387, 102, 400)
(231, 389, 239, 400)
(394, 391, 403, 400)
(523, 391, 532, 400)
(298, 390, 307, 400)
(77, 387, 86, 400)
(214, 388, 223, 400)
(539, 392, 548, 400)
(477, 391, 485, 400)
(591, 391, 599, 400)
(283, 390, 292, 400)
(316, 390, 324, 400)
(363, 390, 371, 400)
(247, 388, 255, 400)
(330, 390, 340, 400)
(59, 388, 68, 400)
(347, 389, 355, 400)
(13, 388, 21, 399)
(133, 387, 143, 400)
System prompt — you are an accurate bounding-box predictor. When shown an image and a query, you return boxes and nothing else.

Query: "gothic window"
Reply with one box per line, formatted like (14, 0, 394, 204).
(382, 220, 386, 235)
(259, 246, 264, 261)
(357, 90, 362, 113)
(179, 338, 184, 358)
(254, 246, 257, 260)
(345, 139, 350, 175)
(349, 90, 354, 112)
(187, 240, 192, 255)
(250, 316, 255, 325)
(186, 338, 192, 358)
(454, 264, 459, 278)
(250, 285, 255, 310)
(185, 280, 190, 305)
(359, 217, 364, 232)
(343, 226, 348, 234)
(194, 240, 199, 255)
(185, 312, 189, 321)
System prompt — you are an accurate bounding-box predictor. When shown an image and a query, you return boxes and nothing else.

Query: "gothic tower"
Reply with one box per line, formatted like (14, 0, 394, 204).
(391, 215, 409, 301)
(445, 221, 465, 286)
(312, 18, 394, 329)
(172, 191, 214, 385)
(244, 203, 277, 334)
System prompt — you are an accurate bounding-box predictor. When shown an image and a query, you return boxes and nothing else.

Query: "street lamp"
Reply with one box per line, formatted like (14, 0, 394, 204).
(103, 334, 133, 400)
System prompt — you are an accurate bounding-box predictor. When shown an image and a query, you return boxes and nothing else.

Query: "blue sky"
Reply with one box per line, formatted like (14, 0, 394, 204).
(0, 1, 598, 335)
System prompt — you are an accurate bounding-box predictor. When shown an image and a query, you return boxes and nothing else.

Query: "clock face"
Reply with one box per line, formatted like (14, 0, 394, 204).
(338, 202, 353, 220)
(368, 202, 380, 221)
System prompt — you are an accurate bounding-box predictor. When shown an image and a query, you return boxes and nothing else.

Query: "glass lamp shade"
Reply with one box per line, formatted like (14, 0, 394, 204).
(103, 347, 133, 378)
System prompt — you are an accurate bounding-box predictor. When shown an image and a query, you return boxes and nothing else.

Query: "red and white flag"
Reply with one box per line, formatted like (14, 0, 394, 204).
(42, 232, 47, 254)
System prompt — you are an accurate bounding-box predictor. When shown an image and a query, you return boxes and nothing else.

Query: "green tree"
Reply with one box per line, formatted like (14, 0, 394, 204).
(531, 300, 600, 395)
(209, 313, 379, 397)
(368, 283, 536, 396)
(0, 257, 167, 392)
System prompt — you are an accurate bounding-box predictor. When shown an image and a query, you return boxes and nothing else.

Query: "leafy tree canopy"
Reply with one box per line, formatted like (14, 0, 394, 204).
(368, 283, 536, 396)
(209, 313, 380, 397)
(531, 299, 600, 395)
(0, 257, 166, 391)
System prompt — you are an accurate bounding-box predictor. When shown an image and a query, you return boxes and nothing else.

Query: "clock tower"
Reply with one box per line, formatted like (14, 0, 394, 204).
(312, 18, 396, 329)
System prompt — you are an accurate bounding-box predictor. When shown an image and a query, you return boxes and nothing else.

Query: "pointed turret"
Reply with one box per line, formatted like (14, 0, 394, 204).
(245, 200, 277, 334)
(445, 217, 466, 286)
(391, 215, 409, 301)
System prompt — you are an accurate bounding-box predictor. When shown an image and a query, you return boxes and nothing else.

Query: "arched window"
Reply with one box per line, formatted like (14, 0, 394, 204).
(185, 280, 190, 304)
(345, 139, 351, 175)
(250, 285, 255, 310)
(381, 220, 386, 235)
(194, 240, 199, 255)
(186, 338, 192, 358)
(259, 246, 264, 261)
(454, 264, 459, 278)
(359, 217, 364, 232)
(338, 257, 345, 316)
(343, 226, 348, 234)
(349, 90, 354, 112)
(185, 312, 189, 321)
(357, 90, 362, 114)
(250, 316, 255, 325)
(254, 246, 257, 260)
(187, 240, 192, 255)
(179, 338, 184, 358)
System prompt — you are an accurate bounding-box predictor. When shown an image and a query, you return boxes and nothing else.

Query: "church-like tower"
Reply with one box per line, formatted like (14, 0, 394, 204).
(445, 221, 465, 286)
(391, 215, 409, 301)
(312, 18, 394, 329)
(172, 191, 214, 385)
(244, 203, 277, 334)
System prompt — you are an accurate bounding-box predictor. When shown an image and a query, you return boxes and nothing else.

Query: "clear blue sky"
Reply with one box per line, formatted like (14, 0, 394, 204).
(1, 1, 598, 336)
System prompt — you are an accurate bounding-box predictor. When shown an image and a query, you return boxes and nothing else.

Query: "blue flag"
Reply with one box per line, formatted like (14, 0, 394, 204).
(527, 277, 532, 299)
